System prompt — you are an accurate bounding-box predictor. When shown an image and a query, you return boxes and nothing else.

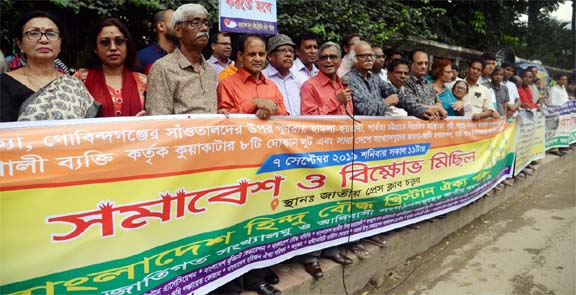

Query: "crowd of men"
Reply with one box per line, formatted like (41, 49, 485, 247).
(2, 3, 574, 295)
(132, 4, 575, 294)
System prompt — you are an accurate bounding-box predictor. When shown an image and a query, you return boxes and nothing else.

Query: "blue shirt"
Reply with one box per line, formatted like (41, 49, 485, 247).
(438, 89, 459, 116)
(137, 43, 167, 74)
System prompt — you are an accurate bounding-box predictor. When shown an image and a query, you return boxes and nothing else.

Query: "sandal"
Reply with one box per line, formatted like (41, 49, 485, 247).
(349, 242, 370, 259)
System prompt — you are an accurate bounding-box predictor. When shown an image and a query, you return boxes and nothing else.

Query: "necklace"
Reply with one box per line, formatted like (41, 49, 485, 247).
(23, 67, 58, 90)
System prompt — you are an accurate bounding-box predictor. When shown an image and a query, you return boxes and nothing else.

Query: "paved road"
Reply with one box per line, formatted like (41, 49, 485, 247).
(366, 156, 576, 295)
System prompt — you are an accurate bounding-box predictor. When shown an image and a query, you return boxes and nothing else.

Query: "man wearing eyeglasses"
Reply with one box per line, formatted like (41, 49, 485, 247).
(262, 34, 301, 116)
(208, 32, 233, 76)
(146, 3, 219, 115)
(404, 49, 443, 109)
(343, 42, 446, 120)
(301, 41, 352, 116)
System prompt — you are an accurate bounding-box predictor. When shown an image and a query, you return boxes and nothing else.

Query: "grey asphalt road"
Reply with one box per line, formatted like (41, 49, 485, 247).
(363, 154, 576, 295)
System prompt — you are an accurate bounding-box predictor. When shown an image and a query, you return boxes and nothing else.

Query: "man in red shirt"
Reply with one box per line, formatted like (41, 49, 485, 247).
(217, 34, 288, 119)
(301, 41, 353, 115)
(518, 70, 538, 109)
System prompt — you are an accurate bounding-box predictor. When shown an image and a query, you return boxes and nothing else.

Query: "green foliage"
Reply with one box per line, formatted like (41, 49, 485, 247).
(276, 0, 443, 46)
(0, 0, 571, 69)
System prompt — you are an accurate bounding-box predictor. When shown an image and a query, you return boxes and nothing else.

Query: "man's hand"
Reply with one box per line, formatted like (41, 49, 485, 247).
(255, 108, 272, 120)
(451, 101, 464, 111)
(252, 98, 278, 114)
(422, 105, 447, 120)
(384, 94, 399, 107)
(336, 89, 352, 104)
(217, 108, 230, 118)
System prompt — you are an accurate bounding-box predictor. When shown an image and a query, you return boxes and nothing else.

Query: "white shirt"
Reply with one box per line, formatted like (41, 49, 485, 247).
(291, 58, 319, 85)
(504, 80, 519, 104)
(549, 84, 569, 106)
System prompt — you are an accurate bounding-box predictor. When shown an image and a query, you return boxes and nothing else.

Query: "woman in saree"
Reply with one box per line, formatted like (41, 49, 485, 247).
(0, 11, 100, 122)
(74, 18, 146, 117)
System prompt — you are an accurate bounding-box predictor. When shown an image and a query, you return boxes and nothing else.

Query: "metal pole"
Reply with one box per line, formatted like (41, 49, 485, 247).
(573, 0, 576, 71)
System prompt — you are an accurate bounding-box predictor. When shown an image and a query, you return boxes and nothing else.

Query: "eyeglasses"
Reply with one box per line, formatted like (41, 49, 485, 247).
(273, 48, 294, 55)
(180, 19, 211, 29)
(416, 61, 429, 66)
(319, 54, 339, 61)
(24, 30, 60, 41)
(98, 37, 127, 48)
(454, 86, 468, 91)
(214, 42, 232, 46)
(356, 54, 375, 59)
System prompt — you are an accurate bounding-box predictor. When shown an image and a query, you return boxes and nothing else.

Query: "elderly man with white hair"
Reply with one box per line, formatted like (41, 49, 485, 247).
(146, 3, 220, 115)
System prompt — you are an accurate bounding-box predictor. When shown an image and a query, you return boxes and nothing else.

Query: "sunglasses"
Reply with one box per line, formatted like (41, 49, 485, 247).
(98, 37, 127, 48)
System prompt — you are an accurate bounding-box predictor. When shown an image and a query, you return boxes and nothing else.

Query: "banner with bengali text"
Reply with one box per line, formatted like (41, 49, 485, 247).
(219, 0, 277, 35)
(544, 100, 576, 149)
(513, 110, 546, 175)
(0, 116, 515, 295)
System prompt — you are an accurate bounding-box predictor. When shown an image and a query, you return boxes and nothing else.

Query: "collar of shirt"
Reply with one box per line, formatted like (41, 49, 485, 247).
(151, 42, 167, 55)
(238, 67, 268, 84)
(409, 75, 428, 85)
(293, 58, 319, 75)
(317, 71, 342, 87)
(208, 55, 232, 67)
(174, 48, 208, 71)
(466, 79, 480, 87)
(263, 64, 296, 80)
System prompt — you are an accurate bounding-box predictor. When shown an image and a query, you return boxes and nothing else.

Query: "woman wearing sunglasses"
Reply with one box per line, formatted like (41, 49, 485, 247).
(75, 17, 146, 117)
(1, 11, 99, 122)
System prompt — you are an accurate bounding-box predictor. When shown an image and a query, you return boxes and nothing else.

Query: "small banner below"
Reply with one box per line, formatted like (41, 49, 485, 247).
(544, 100, 576, 149)
(514, 110, 546, 175)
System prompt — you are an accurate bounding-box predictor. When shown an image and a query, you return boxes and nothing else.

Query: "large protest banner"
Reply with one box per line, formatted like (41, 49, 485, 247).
(513, 111, 546, 175)
(0, 116, 515, 295)
(544, 100, 576, 149)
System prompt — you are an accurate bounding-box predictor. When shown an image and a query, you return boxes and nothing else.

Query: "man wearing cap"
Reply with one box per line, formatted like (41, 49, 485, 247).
(146, 3, 219, 115)
(218, 34, 288, 120)
(262, 34, 302, 116)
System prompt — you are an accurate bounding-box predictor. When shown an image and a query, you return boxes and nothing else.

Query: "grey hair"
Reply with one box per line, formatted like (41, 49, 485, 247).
(349, 40, 370, 63)
(172, 4, 208, 28)
(318, 42, 342, 58)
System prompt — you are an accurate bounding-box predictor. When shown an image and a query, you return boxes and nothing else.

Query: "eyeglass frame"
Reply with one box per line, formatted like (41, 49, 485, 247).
(23, 30, 61, 41)
(356, 53, 376, 59)
(97, 37, 128, 49)
(318, 54, 340, 61)
(178, 19, 212, 29)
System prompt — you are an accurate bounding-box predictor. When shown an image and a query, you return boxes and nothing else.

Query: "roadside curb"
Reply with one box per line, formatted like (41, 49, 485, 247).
(242, 150, 575, 295)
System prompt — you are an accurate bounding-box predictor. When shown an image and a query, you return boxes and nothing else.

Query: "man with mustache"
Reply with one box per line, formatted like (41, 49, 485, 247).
(343, 41, 445, 119)
(262, 34, 302, 115)
(137, 8, 177, 75)
(208, 32, 233, 76)
(291, 31, 319, 84)
(218, 34, 288, 120)
(146, 3, 219, 115)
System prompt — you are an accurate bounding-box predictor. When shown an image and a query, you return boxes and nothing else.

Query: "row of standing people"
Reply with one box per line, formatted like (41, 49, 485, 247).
(2, 3, 568, 295)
